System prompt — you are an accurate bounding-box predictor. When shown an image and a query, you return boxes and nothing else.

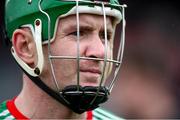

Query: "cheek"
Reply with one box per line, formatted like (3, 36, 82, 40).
(52, 59, 77, 77)
(104, 46, 113, 77)
(107, 45, 112, 58)
(46, 38, 80, 81)
(51, 59, 77, 88)
(51, 41, 77, 56)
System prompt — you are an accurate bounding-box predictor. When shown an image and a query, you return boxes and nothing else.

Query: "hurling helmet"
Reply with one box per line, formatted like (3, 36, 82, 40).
(5, 0, 126, 113)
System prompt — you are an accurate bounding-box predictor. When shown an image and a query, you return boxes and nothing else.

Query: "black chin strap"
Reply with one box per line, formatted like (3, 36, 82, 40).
(22, 69, 70, 109)
(21, 67, 109, 114)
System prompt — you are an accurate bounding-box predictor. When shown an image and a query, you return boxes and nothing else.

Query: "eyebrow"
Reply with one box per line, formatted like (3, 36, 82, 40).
(62, 23, 94, 32)
(60, 16, 114, 34)
(64, 23, 113, 33)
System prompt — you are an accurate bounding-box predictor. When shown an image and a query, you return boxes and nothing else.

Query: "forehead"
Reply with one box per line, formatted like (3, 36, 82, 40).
(58, 14, 113, 28)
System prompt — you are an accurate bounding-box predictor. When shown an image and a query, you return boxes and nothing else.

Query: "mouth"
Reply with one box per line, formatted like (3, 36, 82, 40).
(80, 68, 102, 75)
(79, 68, 102, 86)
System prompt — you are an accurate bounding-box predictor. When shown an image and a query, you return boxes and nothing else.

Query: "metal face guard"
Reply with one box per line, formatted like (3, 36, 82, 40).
(35, 0, 126, 113)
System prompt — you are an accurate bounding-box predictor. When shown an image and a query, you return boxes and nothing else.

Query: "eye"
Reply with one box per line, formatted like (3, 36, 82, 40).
(99, 32, 112, 43)
(68, 31, 85, 36)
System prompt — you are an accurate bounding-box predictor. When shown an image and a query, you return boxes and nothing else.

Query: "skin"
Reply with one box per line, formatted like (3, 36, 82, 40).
(12, 14, 114, 119)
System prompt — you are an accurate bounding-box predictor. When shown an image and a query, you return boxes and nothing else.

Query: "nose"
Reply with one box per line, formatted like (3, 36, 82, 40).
(85, 34, 105, 59)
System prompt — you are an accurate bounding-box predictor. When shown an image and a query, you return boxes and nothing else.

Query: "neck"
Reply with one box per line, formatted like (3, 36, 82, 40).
(15, 74, 86, 119)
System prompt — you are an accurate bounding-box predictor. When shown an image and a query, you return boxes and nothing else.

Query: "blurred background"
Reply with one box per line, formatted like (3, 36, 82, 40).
(1, 0, 180, 119)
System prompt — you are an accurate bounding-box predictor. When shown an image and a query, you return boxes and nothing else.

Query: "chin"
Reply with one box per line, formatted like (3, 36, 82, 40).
(79, 73, 101, 86)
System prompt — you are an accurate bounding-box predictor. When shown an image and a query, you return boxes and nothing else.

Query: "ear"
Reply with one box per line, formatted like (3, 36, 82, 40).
(12, 28, 37, 68)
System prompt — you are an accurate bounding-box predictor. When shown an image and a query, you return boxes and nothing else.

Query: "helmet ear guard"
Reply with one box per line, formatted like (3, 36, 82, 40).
(11, 19, 44, 76)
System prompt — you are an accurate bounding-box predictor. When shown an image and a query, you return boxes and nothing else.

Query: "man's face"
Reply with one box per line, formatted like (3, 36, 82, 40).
(45, 14, 114, 89)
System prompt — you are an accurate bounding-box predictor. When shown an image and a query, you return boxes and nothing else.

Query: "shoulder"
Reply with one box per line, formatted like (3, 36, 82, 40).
(92, 107, 125, 120)
(0, 101, 14, 120)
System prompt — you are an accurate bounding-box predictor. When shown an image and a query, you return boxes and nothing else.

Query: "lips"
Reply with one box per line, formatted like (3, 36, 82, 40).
(80, 68, 102, 75)
(79, 66, 102, 86)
